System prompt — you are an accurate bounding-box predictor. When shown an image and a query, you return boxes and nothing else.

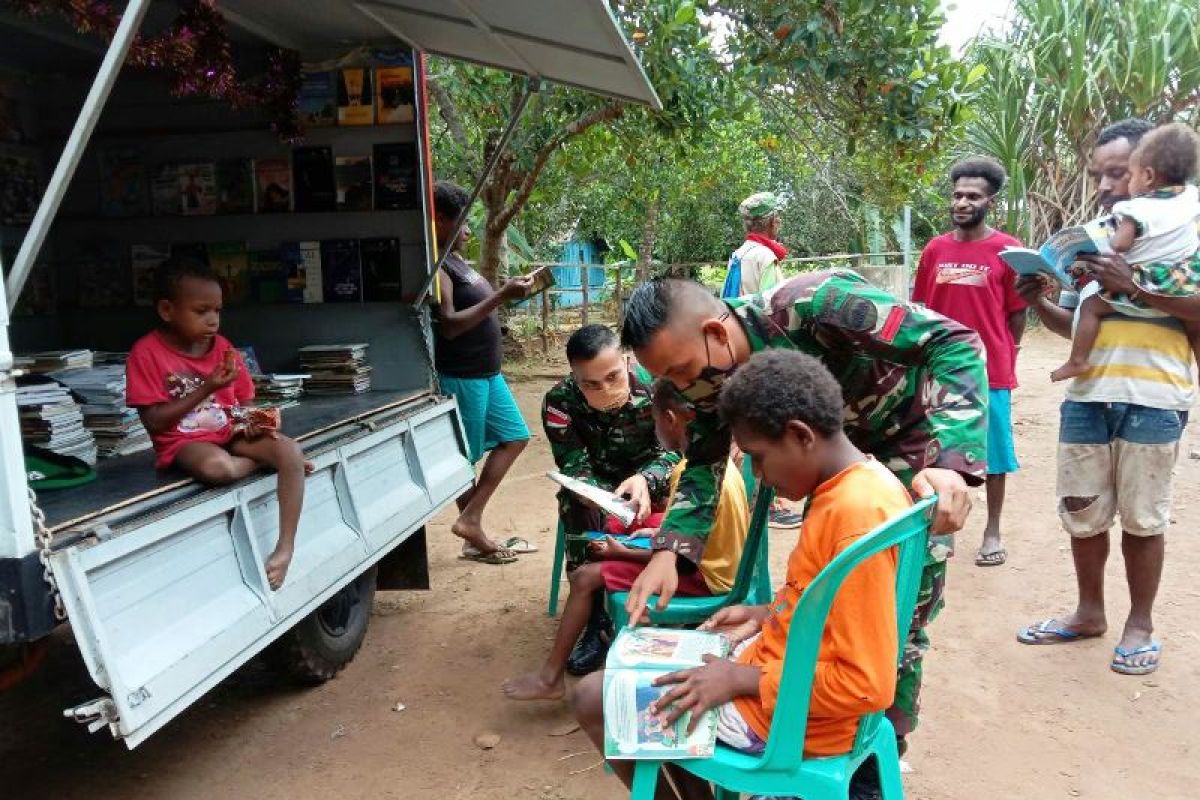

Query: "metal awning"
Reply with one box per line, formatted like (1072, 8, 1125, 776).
(220, 0, 662, 110)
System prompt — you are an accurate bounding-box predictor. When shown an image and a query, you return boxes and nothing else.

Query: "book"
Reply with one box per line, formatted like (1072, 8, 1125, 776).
(603, 628, 731, 760)
(297, 70, 337, 128)
(97, 146, 148, 217)
(300, 240, 323, 303)
(249, 248, 287, 304)
(376, 65, 415, 124)
(150, 163, 181, 216)
(335, 155, 372, 211)
(130, 244, 171, 307)
(361, 236, 403, 302)
(254, 158, 291, 213)
(75, 241, 129, 309)
(292, 145, 336, 212)
(215, 158, 255, 214)
(337, 67, 375, 126)
(321, 238, 362, 303)
(580, 531, 653, 550)
(208, 241, 250, 305)
(523, 265, 556, 302)
(177, 162, 217, 215)
(373, 142, 419, 210)
(546, 470, 637, 528)
(298, 343, 371, 394)
(999, 219, 1113, 287)
(278, 242, 304, 303)
(0, 151, 40, 225)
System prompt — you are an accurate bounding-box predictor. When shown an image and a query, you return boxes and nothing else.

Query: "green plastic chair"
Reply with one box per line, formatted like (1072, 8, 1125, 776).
(606, 457, 773, 629)
(548, 518, 568, 616)
(626, 495, 937, 800)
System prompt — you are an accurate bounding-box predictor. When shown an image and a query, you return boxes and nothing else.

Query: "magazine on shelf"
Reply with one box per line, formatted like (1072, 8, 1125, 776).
(335, 155, 372, 212)
(215, 158, 255, 215)
(209, 241, 250, 305)
(293, 146, 336, 212)
(545, 470, 637, 528)
(603, 627, 731, 760)
(376, 64, 415, 124)
(337, 67, 375, 126)
(97, 145, 148, 217)
(254, 158, 291, 213)
(361, 236, 403, 302)
(297, 70, 337, 128)
(177, 162, 217, 215)
(999, 219, 1113, 287)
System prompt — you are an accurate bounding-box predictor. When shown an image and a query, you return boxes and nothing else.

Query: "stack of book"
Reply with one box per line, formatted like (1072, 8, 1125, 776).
(298, 344, 372, 395)
(51, 364, 151, 458)
(252, 373, 309, 409)
(16, 349, 93, 374)
(16, 381, 98, 465)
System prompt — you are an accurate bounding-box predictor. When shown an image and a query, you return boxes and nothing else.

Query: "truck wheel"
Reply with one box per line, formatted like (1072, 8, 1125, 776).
(268, 566, 377, 684)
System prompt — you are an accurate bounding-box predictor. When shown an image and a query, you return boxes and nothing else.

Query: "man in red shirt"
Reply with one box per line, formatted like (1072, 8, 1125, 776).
(912, 157, 1026, 567)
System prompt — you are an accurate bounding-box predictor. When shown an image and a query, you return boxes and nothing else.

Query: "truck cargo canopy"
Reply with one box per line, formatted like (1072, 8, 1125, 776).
(220, 0, 662, 109)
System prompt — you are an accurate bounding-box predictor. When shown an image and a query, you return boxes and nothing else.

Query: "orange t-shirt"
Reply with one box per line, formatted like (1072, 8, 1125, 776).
(734, 458, 910, 756)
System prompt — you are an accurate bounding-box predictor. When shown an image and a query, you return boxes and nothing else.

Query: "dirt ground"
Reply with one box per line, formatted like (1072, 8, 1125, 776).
(3, 329, 1200, 800)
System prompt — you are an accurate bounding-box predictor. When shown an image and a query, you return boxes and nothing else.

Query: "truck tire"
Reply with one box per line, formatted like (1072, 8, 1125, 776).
(268, 566, 377, 684)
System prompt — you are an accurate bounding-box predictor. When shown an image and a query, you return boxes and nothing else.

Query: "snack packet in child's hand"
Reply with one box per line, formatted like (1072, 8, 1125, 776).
(231, 405, 281, 435)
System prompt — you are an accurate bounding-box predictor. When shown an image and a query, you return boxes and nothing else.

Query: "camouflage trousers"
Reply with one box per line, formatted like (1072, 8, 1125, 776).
(885, 558, 947, 739)
(557, 489, 609, 571)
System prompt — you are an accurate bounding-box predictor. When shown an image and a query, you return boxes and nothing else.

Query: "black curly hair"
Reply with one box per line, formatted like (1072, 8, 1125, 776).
(433, 179, 469, 220)
(651, 377, 688, 414)
(154, 253, 219, 303)
(717, 350, 844, 438)
(1097, 118, 1154, 148)
(1131, 122, 1200, 186)
(950, 157, 1007, 195)
(566, 324, 618, 364)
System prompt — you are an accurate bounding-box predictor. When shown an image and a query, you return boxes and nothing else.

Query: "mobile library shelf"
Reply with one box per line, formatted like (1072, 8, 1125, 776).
(0, 0, 659, 748)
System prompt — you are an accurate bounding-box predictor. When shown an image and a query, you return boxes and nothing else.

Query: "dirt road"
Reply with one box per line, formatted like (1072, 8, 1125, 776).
(3, 330, 1199, 799)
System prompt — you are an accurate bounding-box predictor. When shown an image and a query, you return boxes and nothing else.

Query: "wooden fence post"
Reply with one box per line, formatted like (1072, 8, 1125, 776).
(580, 262, 589, 326)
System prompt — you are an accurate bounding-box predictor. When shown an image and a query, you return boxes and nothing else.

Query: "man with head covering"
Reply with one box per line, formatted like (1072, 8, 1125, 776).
(722, 191, 788, 298)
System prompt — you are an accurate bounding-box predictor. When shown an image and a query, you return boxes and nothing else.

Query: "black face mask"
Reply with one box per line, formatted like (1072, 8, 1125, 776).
(679, 313, 738, 411)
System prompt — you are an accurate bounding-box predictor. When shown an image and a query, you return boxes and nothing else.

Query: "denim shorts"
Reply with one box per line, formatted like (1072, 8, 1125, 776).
(1058, 400, 1186, 446)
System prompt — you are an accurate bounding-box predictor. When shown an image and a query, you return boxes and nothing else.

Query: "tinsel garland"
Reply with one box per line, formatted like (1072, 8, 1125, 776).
(10, 0, 304, 140)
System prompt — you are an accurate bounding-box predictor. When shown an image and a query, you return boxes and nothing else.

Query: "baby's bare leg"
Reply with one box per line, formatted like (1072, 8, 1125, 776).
(1051, 293, 1114, 382)
(231, 434, 307, 590)
(173, 441, 258, 485)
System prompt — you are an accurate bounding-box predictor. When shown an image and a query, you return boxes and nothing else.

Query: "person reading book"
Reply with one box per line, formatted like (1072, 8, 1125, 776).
(503, 379, 747, 702)
(1051, 123, 1200, 382)
(573, 350, 910, 800)
(125, 256, 312, 590)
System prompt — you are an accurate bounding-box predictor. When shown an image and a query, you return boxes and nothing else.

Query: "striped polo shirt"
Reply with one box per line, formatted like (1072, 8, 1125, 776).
(1065, 282, 1195, 411)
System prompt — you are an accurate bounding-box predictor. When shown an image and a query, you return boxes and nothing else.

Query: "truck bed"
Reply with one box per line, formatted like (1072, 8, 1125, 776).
(41, 390, 426, 534)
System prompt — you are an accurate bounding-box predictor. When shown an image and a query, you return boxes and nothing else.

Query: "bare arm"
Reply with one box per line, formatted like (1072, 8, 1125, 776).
(1080, 253, 1200, 322)
(1110, 217, 1138, 253)
(1007, 308, 1027, 346)
(138, 352, 236, 435)
(436, 270, 516, 340)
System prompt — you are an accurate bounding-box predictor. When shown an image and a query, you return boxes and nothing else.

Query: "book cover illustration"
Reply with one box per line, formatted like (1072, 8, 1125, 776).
(0, 150, 40, 225)
(335, 155, 372, 211)
(602, 628, 731, 760)
(999, 219, 1114, 287)
(249, 248, 287, 304)
(97, 146, 148, 217)
(150, 163, 181, 216)
(547, 470, 637, 527)
(215, 158, 255, 215)
(301, 240, 323, 303)
(177, 162, 217, 215)
(293, 145, 336, 213)
(337, 68, 375, 126)
(361, 236, 402, 302)
(254, 158, 291, 213)
(373, 142, 419, 210)
(278, 242, 305, 304)
(376, 65, 415, 124)
(130, 244, 171, 307)
(75, 241, 130, 309)
(297, 70, 337, 128)
(208, 241, 250, 305)
(321, 239, 362, 303)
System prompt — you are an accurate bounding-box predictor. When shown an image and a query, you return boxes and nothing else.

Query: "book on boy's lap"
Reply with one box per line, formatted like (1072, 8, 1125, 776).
(215, 158, 255, 215)
(337, 68, 375, 126)
(297, 70, 337, 128)
(321, 238, 362, 303)
(372, 142, 419, 210)
(335, 155, 372, 212)
(293, 146, 336, 212)
(208, 241, 250, 305)
(603, 628, 730, 760)
(254, 158, 291, 213)
(361, 237, 403, 302)
(999, 219, 1113, 287)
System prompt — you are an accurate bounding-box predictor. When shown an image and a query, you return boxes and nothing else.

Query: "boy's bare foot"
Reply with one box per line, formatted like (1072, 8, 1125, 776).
(303, 460, 315, 475)
(452, 514, 500, 555)
(265, 546, 294, 590)
(1050, 359, 1090, 382)
(501, 671, 566, 701)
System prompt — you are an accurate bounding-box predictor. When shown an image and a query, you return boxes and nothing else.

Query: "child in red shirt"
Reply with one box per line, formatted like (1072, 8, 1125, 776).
(126, 257, 310, 589)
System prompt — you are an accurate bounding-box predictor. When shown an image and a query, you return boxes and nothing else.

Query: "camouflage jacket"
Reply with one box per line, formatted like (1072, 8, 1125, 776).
(542, 360, 681, 502)
(653, 269, 988, 565)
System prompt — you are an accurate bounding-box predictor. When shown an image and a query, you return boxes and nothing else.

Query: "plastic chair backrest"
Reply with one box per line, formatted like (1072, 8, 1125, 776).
(722, 456, 774, 605)
(751, 495, 936, 774)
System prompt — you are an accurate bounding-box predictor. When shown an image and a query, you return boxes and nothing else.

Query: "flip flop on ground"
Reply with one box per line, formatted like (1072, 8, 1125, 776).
(975, 547, 1007, 567)
(1016, 618, 1103, 645)
(498, 536, 538, 554)
(1111, 641, 1161, 675)
(459, 544, 519, 564)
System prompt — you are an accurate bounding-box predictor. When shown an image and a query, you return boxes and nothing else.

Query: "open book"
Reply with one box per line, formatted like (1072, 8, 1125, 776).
(526, 264, 555, 299)
(603, 627, 731, 760)
(999, 219, 1113, 286)
(546, 470, 637, 527)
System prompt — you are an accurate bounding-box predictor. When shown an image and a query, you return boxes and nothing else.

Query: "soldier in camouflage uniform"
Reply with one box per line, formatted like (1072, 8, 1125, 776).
(619, 270, 987, 749)
(543, 325, 682, 672)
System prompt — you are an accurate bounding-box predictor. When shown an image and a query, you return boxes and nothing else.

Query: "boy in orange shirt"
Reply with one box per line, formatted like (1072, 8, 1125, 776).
(572, 350, 910, 799)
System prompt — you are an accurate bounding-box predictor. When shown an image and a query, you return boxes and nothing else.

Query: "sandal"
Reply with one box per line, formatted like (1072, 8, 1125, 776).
(498, 536, 538, 554)
(459, 544, 519, 564)
(1111, 641, 1161, 675)
(1016, 618, 1103, 645)
(975, 548, 1007, 567)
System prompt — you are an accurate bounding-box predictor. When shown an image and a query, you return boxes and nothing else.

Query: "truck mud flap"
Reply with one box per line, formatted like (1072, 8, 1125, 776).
(48, 398, 472, 747)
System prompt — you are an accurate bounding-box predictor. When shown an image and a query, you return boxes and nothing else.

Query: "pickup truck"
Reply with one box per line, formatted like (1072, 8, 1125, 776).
(0, 0, 659, 748)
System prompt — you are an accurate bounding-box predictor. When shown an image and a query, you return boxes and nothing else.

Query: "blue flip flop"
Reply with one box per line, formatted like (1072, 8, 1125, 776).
(1111, 641, 1161, 675)
(1016, 618, 1102, 645)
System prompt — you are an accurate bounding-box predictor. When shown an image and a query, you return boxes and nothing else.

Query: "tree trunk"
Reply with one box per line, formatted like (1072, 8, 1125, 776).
(479, 224, 508, 287)
(636, 196, 660, 284)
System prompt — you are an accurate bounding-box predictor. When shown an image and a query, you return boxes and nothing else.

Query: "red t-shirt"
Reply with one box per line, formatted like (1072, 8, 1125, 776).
(126, 330, 255, 468)
(911, 230, 1027, 389)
